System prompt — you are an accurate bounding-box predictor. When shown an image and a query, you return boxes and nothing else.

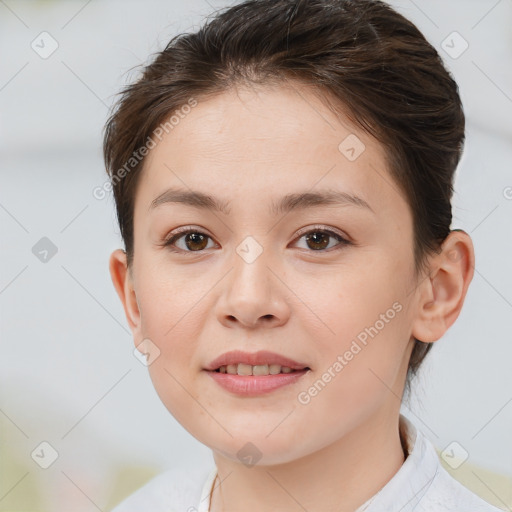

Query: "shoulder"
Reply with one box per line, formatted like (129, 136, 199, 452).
(418, 458, 505, 512)
(110, 466, 214, 512)
(383, 415, 505, 512)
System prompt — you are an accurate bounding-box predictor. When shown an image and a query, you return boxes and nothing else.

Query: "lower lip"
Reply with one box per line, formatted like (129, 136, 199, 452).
(205, 369, 310, 396)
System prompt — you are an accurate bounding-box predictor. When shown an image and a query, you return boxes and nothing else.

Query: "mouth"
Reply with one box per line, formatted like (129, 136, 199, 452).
(204, 349, 311, 373)
(203, 350, 311, 395)
(210, 363, 311, 376)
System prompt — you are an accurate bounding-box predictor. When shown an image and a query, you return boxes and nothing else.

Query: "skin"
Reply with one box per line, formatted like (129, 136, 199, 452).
(109, 82, 475, 512)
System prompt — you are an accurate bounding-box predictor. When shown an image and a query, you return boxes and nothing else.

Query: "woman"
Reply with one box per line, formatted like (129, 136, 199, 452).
(104, 1, 502, 510)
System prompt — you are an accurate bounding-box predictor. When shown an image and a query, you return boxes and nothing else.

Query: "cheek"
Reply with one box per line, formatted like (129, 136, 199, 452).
(294, 311, 408, 447)
(146, 359, 208, 434)
(136, 261, 208, 338)
(305, 258, 404, 336)
(133, 260, 234, 398)
(134, 267, 205, 396)
(299, 257, 411, 383)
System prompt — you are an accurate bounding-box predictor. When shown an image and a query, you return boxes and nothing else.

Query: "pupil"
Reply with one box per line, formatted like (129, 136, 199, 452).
(186, 233, 208, 251)
(306, 232, 329, 250)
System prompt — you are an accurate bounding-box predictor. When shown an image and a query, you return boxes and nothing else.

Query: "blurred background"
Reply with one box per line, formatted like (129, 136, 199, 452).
(0, 0, 511, 510)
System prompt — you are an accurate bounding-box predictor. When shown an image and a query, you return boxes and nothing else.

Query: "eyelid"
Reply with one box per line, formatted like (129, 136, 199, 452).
(163, 225, 213, 244)
(294, 224, 350, 242)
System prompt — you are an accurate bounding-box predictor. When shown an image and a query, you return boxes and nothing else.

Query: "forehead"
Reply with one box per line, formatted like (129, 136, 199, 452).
(136, 83, 403, 219)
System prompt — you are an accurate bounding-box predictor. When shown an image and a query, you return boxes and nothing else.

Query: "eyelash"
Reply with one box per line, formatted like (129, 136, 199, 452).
(162, 225, 352, 255)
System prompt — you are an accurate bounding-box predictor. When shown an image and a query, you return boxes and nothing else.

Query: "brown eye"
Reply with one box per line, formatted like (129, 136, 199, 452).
(165, 230, 214, 252)
(182, 232, 209, 251)
(294, 228, 350, 252)
(305, 231, 330, 250)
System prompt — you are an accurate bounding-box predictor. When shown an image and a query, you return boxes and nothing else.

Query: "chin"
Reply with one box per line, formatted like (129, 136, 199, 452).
(206, 429, 309, 467)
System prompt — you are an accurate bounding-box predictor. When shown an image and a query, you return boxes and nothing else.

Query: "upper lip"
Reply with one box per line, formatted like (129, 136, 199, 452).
(205, 350, 310, 371)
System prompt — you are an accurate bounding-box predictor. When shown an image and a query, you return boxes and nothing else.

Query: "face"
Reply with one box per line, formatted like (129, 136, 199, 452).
(116, 83, 423, 465)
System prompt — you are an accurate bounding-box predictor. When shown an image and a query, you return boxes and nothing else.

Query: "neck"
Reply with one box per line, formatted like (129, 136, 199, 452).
(209, 408, 407, 512)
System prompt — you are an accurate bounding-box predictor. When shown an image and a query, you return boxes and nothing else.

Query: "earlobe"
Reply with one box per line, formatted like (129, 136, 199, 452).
(411, 230, 475, 343)
(109, 249, 141, 333)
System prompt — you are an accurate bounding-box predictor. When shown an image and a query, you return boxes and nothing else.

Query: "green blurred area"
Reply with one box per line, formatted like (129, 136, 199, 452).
(0, 435, 159, 512)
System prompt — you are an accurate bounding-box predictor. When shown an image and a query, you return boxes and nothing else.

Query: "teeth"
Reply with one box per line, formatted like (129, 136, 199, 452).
(252, 364, 269, 376)
(218, 364, 298, 375)
(237, 363, 253, 376)
(226, 364, 237, 374)
(269, 364, 281, 375)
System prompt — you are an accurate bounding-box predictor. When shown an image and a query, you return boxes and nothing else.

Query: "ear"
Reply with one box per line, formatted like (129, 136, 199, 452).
(109, 249, 142, 338)
(411, 230, 475, 343)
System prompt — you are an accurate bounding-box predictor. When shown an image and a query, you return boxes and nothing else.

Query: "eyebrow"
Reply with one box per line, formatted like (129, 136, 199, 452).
(149, 187, 374, 216)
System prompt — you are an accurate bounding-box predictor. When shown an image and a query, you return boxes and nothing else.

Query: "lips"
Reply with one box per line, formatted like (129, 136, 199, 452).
(204, 350, 310, 372)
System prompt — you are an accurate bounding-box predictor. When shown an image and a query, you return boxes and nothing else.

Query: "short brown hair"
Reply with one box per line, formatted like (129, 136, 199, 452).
(103, 0, 465, 394)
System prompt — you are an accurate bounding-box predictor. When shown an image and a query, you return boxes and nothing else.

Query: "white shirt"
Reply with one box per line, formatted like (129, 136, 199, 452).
(111, 414, 504, 512)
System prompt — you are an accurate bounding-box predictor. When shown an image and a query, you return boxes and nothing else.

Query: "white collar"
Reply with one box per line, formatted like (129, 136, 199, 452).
(355, 413, 439, 511)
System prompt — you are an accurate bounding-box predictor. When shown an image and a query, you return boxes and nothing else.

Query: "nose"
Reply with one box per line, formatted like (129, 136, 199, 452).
(215, 245, 291, 330)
